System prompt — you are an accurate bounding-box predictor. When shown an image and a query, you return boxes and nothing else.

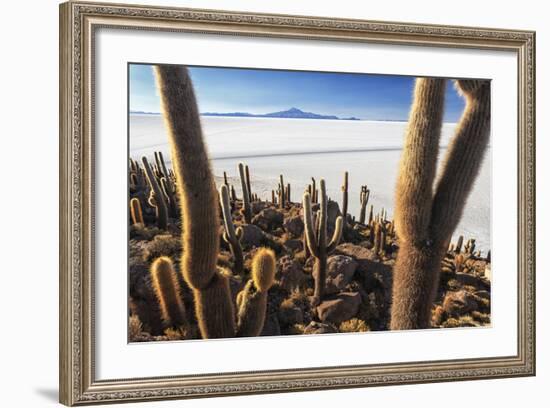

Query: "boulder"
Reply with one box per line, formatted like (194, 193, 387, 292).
(252, 208, 284, 231)
(325, 255, 358, 294)
(316, 292, 361, 324)
(283, 215, 304, 238)
(277, 256, 307, 291)
(442, 290, 479, 317)
(278, 299, 304, 326)
(240, 224, 265, 247)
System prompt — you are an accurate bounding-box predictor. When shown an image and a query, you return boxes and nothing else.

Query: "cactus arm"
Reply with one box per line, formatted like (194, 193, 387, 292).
(129, 197, 144, 225)
(429, 80, 491, 247)
(327, 215, 344, 253)
(302, 192, 320, 258)
(394, 78, 446, 245)
(150, 256, 187, 329)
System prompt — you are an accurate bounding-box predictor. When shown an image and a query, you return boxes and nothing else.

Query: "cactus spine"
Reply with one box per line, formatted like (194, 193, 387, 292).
(391, 78, 491, 330)
(219, 184, 244, 275)
(150, 256, 187, 329)
(238, 162, 252, 223)
(236, 248, 276, 337)
(154, 65, 235, 338)
(130, 197, 144, 225)
(303, 179, 344, 305)
(142, 156, 168, 229)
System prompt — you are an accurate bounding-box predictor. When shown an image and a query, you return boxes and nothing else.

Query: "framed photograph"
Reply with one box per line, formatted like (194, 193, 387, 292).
(59, 1, 535, 405)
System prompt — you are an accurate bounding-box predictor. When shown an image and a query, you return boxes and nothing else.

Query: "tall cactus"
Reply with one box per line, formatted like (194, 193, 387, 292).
(303, 179, 344, 305)
(236, 248, 276, 337)
(238, 162, 252, 223)
(142, 156, 168, 229)
(219, 184, 244, 275)
(359, 185, 370, 224)
(391, 78, 491, 330)
(154, 64, 235, 339)
(150, 256, 187, 329)
(341, 171, 349, 221)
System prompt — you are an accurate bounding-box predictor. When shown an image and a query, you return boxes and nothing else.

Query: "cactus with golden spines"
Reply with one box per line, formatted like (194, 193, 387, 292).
(238, 162, 252, 223)
(219, 184, 244, 275)
(150, 256, 187, 329)
(271, 190, 276, 204)
(236, 248, 276, 337)
(130, 197, 144, 225)
(154, 65, 235, 338)
(142, 156, 168, 230)
(230, 185, 237, 202)
(303, 179, 344, 305)
(390, 78, 491, 330)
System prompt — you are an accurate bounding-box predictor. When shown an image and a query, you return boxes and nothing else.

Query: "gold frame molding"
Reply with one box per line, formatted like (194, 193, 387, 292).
(59, 1, 536, 405)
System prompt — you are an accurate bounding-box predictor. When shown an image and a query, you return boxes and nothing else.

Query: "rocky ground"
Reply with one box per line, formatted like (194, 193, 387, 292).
(128, 192, 491, 341)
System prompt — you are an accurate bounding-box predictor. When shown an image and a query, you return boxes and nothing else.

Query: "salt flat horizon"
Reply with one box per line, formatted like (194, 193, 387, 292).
(129, 114, 492, 252)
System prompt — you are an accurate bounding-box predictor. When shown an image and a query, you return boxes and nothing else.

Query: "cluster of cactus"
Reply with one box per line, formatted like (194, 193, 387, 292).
(303, 178, 344, 305)
(442, 235, 491, 276)
(129, 150, 179, 230)
(152, 64, 277, 339)
(391, 78, 491, 330)
(276, 174, 291, 208)
(238, 162, 253, 223)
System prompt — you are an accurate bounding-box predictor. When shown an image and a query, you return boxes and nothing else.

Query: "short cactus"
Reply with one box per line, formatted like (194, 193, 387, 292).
(150, 256, 187, 329)
(130, 197, 144, 225)
(219, 184, 244, 275)
(303, 179, 344, 305)
(236, 248, 276, 337)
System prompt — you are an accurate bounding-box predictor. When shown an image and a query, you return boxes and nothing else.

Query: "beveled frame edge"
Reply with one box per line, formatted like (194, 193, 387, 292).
(59, 1, 536, 405)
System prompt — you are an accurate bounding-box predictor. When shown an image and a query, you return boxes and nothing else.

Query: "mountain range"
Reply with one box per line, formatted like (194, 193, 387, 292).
(131, 107, 360, 121)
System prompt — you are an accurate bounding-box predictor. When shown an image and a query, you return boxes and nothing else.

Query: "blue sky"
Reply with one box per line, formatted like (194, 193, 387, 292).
(129, 64, 465, 122)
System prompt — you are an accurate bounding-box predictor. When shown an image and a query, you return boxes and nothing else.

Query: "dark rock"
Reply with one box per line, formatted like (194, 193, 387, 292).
(278, 299, 304, 326)
(325, 255, 357, 294)
(283, 238, 303, 253)
(442, 290, 479, 317)
(277, 255, 307, 291)
(316, 292, 361, 324)
(251, 201, 269, 215)
(454, 272, 482, 287)
(252, 208, 284, 231)
(240, 224, 265, 247)
(283, 215, 304, 238)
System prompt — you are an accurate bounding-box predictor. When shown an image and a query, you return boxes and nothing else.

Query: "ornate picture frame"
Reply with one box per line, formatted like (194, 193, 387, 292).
(59, 1, 535, 405)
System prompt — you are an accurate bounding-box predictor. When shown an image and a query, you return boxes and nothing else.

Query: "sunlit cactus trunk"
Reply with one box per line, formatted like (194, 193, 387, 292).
(390, 78, 491, 330)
